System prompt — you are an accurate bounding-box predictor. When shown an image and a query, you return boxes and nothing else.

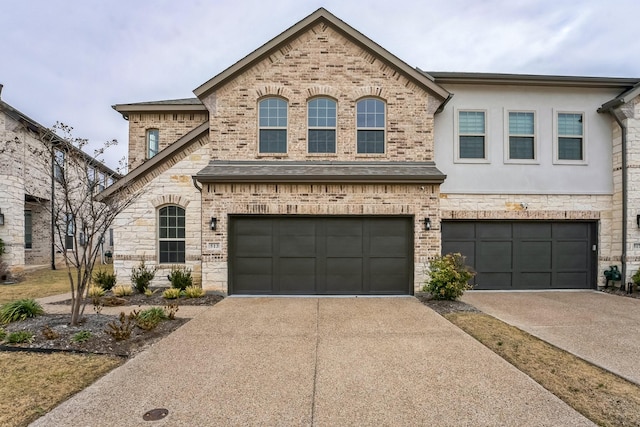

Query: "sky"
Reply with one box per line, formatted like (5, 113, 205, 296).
(2, 0, 640, 171)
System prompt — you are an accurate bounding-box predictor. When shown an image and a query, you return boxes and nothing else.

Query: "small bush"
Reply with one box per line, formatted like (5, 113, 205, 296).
(167, 266, 193, 290)
(164, 303, 179, 320)
(183, 286, 205, 298)
(131, 261, 157, 293)
(113, 285, 133, 297)
(72, 331, 92, 343)
(0, 328, 6, 341)
(162, 288, 181, 300)
(42, 325, 60, 340)
(105, 311, 137, 341)
(88, 285, 105, 298)
(93, 269, 117, 291)
(6, 330, 35, 344)
(423, 253, 475, 300)
(136, 307, 167, 330)
(144, 288, 156, 297)
(0, 299, 45, 324)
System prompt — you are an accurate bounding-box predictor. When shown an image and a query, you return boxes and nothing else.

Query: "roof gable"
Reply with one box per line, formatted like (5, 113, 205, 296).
(193, 8, 449, 101)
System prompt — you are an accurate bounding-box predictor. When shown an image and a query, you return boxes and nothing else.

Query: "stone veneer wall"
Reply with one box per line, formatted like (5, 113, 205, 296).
(200, 183, 440, 293)
(112, 144, 210, 287)
(439, 193, 614, 286)
(127, 112, 208, 171)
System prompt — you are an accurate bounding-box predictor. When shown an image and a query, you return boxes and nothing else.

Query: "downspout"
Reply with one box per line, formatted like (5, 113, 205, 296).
(601, 108, 628, 286)
(50, 145, 56, 270)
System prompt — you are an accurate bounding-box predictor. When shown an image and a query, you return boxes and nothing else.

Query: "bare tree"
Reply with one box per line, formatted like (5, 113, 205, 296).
(29, 123, 139, 325)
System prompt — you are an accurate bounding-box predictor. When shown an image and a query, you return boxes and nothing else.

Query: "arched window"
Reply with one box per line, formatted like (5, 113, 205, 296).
(158, 205, 185, 263)
(258, 98, 287, 153)
(308, 97, 337, 153)
(147, 129, 159, 159)
(356, 98, 385, 154)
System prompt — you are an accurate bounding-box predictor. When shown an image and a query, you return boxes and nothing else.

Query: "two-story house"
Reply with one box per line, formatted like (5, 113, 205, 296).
(0, 86, 119, 276)
(103, 8, 640, 294)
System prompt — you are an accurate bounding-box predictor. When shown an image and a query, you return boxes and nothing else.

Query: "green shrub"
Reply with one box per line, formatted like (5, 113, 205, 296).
(136, 307, 167, 330)
(167, 266, 192, 290)
(72, 331, 92, 343)
(131, 261, 157, 293)
(183, 286, 205, 298)
(144, 288, 156, 297)
(93, 269, 117, 291)
(632, 269, 640, 285)
(0, 299, 45, 324)
(0, 328, 6, 341)
(423, 253, 475, 300)
(0, 238, 5, 256)
(6, 330, 35, 344)
(113, 285, 133, 297)
(162, 288, 181, 300)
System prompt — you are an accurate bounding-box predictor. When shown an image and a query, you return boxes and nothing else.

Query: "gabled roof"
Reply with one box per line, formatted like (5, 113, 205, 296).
(112, 98, 206, 119)
(599, 81, 640, 112)
(193, 8, 450, 101)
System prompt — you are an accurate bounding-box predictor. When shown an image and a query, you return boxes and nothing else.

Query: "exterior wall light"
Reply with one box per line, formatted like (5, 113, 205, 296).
(210, 217, 217, 231)
(424, 217, 431, 231)
(0, 209, 4, 226)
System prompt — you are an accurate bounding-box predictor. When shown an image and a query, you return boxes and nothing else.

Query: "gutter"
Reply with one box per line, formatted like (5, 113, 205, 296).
(598, 106, 628, 286)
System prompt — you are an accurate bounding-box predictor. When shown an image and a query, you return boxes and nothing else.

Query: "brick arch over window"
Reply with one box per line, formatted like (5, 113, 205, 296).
(151, 195, 190, 209)
(353, 87, 388, 101)
(306, 86, 340, 99)
(255, 86, 294, 100)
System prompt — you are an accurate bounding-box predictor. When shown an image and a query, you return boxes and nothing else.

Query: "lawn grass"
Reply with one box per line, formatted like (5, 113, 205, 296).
(0, 352, 122, 427)
(447, 312, 640, 427)
(0, 264, 113, 304)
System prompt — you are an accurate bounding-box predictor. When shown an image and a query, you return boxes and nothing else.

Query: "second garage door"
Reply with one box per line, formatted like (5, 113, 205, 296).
(229, 216, 413, 295)
(441, 221, 596, 290)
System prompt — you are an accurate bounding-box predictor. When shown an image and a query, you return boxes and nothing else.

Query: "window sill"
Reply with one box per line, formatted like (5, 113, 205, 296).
(257, 153, 288, 159)
(453, 158, 490, 164)
(504, 159, 539, 165)
(553, 159, 588, 166)
(355, 153, 386, 158)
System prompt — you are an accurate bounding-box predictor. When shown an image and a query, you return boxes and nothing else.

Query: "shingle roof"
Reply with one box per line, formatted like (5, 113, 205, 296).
(195, 161, 446, 184)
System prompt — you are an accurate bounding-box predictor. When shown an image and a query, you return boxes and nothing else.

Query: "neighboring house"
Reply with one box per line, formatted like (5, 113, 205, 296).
(104, 8, 640, 294)
(0, 86, 119, 275)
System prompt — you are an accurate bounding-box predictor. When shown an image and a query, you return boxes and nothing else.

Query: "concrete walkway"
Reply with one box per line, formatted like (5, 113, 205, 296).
(462, 290, 640, 385)
(32, 297, 592, 426)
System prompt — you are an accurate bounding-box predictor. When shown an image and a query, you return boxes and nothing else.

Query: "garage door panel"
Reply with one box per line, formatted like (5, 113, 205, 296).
(234, 258, 272, 292)
(279, 235, 317, 256)
(235, 235, 272, 256)
(476, 273, 512, 289)
(518, 241, 552, 270)
(326, 236, 363, 256)
(477, 241, 512, 270)
(369, 258, 409, 293)
(326, 258, 363, 292)
(442, 221, 595, 290)
(279, 258, 316, 293)
(369, 236, 406, 256)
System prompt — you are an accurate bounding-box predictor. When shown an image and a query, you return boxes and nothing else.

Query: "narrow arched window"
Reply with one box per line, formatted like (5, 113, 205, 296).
(147, 129, 159, 159)
(158, 205, 185, 263)
(258, 98, 287, 153)
(356, 98, 385, 154)
(308, 97, 337, 153)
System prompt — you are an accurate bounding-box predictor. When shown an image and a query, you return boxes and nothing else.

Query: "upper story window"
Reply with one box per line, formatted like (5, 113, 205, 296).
(308, 98, 337, 153)
(557, 113, 584, 161)
(508, 112, 535, 160)
(24, 210, 32, 249)
(158, 205, 186, 263)
(65, 213, 75, 250)
(356, 98, 385, 154)
(458, 111, 486, 159)
(147, 129, 159, 159)
(54, 149, 65, 181)
(87, 166, 96, 191)
(97, 171, 106, 192)
(258, 97, 287, 153)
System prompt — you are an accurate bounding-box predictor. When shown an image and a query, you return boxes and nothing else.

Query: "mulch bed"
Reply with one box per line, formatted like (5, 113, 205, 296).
(415, 293, 481, 315)
(51, 287, 224, 307)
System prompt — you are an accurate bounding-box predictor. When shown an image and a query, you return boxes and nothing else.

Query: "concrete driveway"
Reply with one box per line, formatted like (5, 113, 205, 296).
(32, 297, 592, 426)
(462, 291, 640, 385)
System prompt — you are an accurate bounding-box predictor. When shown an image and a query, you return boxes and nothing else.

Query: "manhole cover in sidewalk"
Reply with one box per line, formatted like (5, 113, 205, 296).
(143, 408, 169, 421)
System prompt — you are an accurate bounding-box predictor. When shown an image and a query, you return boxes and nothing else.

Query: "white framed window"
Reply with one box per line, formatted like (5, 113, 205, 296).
(65, 213, 74, 250)
(54, 149, 65, 181)
(455, 110, 488, 163)
(24, 210, 32, 249)
(505, 111, 537, 163)
(87, 166, 96, 191)
(554, 111, 587, 164)
(158, 205, 186, 263)
(308, 97, 337, 154)
(356, 98, 385, 154)
(97, 171, 106, 192)
(147, 129, 159, 159)
(258, 97, 288, 153)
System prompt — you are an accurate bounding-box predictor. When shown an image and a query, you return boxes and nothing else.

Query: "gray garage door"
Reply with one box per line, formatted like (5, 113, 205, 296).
(441, 221, 596, 290)
(229, 216, 413, 295)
